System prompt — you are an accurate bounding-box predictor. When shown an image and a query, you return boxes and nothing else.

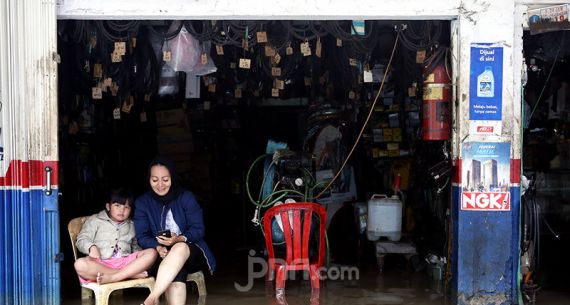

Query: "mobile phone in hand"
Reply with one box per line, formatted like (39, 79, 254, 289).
(157, 229, 172, 238)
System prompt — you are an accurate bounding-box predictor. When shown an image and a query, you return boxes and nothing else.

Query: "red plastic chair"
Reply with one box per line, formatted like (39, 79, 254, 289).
(262, 202, 327, 295)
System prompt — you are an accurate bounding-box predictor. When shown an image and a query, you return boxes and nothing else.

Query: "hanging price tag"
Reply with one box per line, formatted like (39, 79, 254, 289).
(286, 45, 293, 55)
(304, 77, 312, 86)
(104, 77, 113, 88)
(363, 70, 373, 83)
(111, 82, 119, 96)
(256, 31, 268, 43)
(242, 39, 249, 50)
(300, 41, 311, 56)
(208, 83, 216, 93)
(271, 88, 279, 97)
(111, 52, 122, 63)
(215, 44, 224, 55)
(348, 91, 356, 99)
(163, 51, 171, 62)
(201, 53, 208, 65)
(336, 38, 343, 47)
(271, 67, 282, 77)
(239, 58, 251, 69)
(140, 111, 147, 122)
(349, 58, 358, 66)
(274, 79, 285, 90)
(131, 37, 137, 49)
(316, 38, 322, 58)
(273, 53, 282, 65)
(416, 49, 426, 63)
(235, 88, 242, 98)
(203, 101, 211, 110)
(89, 36, 97, 49)
(121, 97, 134, 113)
(408, 87, 416, 97)
(265, 46, 276, 57)
(93, 64, 103, 78)
(68, 121, 79, 135)
(92, 87, 103, 99)
(144, 94, 151, 102)
(113, 108, 121, 120)
(114, 41, 126, 56)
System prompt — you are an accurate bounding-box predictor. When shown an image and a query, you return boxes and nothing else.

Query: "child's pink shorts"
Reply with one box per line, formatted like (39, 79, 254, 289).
(78, 251, 141, 283)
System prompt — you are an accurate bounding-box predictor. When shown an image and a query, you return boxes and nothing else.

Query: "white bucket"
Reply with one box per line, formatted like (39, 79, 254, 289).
(366, 194, 402, 241)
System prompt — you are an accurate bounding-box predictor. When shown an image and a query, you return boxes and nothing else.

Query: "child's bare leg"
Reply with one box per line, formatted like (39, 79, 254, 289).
(131, 271, 149, 279)
(74, 257, 118, 282)
(97, 249, 157, 284)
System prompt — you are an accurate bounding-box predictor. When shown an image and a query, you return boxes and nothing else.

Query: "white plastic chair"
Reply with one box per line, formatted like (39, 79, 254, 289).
(68, 216, 155, 305)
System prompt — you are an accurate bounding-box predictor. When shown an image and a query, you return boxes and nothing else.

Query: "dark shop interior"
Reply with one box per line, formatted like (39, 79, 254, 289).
(521, 29, 570, 303)
(53, 19, 570, 304)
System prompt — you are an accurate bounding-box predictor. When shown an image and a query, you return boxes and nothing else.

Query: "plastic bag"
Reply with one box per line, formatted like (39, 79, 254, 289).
(169, 24, 200, 72)
(158, 64, 178, 96)
(192, 41, 217, 76)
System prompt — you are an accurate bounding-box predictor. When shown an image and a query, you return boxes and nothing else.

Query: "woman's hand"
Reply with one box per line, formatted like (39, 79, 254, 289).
(88, 245, 101, 259)
(156, 232, 184, 247)
(156, 245, 168, 258)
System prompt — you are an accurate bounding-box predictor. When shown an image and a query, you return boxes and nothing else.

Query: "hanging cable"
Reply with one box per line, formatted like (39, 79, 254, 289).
(95, 20, 140, 42)
(315, 28, 401, 199)
(184, 20, 218, 42)
(529, 31, 566, 121)
(146, 20, 184, 41)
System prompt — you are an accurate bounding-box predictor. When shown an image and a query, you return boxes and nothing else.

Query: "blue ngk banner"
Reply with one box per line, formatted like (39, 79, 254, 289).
(461, 142, 511, 211)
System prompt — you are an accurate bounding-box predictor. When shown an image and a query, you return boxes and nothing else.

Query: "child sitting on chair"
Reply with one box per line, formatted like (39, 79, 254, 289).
(74, 188, 157, 284)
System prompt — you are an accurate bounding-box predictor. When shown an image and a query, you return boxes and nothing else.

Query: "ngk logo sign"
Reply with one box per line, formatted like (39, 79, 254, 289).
(461, 192, 510, 211)
(477, 126, 494, 133)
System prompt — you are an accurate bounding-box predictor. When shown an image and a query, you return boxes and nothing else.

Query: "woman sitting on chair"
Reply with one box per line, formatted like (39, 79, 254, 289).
(74, 188, 157, 284)
(134, 156, 216, 305)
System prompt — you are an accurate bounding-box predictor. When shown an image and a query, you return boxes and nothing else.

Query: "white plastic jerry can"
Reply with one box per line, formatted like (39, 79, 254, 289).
(366, 194, 402, 241)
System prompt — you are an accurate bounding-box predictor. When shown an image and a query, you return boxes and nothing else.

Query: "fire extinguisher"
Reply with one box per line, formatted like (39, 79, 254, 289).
(422, 58, 451, 141)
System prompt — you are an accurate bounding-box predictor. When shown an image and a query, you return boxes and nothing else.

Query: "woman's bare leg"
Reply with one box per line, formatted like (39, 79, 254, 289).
(143, 243, 190, 305)
(165, 281, 187, 305)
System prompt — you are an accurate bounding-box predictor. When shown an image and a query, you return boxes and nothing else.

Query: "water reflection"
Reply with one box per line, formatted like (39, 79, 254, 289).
(263, 286, 322, 305)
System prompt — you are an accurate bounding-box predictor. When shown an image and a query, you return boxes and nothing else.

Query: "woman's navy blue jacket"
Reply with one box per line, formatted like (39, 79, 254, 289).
(134, 190, 216, 274)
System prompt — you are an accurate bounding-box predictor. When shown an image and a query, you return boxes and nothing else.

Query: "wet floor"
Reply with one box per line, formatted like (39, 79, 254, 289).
(62, 268, 447, 305)
(60, 265, 570, 305)
(60, 251, 570, 305)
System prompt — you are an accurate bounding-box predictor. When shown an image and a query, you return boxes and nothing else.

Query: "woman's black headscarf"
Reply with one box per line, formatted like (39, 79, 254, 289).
(147, 156, 183, 205)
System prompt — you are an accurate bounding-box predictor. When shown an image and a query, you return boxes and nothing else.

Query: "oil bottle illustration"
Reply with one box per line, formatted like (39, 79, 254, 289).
(477, 66, 494, 98)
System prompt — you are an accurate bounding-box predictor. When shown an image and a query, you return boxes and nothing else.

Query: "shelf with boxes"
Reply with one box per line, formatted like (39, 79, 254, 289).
(364, 91, 420, 159)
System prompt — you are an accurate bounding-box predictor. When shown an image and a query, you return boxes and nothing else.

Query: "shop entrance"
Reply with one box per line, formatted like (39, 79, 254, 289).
(56, 19, 455, 305)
